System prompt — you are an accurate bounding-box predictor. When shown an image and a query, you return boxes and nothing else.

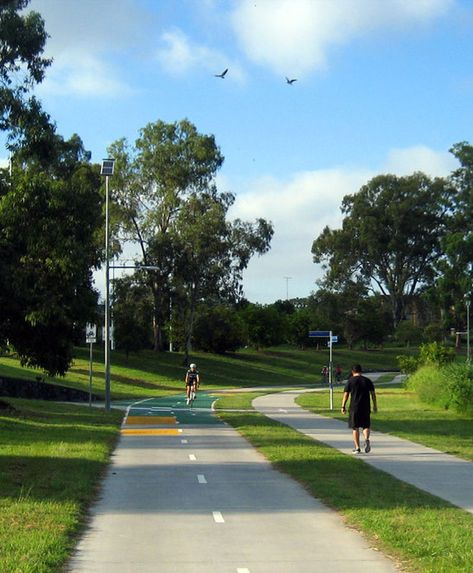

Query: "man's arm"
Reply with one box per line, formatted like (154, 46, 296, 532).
(341, 391, 349, 414)
(371, 390, 378, 413)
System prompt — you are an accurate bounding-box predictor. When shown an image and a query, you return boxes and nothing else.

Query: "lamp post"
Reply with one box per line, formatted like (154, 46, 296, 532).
(101, 159, 115, 412)
(284, 276, 292, 300)
(467, 300, 471, 364)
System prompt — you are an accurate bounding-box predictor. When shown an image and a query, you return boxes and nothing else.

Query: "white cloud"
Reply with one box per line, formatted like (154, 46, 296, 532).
(37, 53, 134, 98)
(28, 0, 147, 97)
(228, 144, 457, 303)
(383, 145, 458, 177)
(156, 29, 246, 83)
(232, 0, 453, 76)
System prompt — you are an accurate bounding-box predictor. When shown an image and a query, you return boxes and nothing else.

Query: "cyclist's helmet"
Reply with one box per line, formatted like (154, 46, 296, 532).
(190, 363, 197, 369)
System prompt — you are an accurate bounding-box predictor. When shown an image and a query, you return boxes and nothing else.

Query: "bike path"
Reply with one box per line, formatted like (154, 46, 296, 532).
(69, 393, 398, 572)
(253, 390, 473, 515)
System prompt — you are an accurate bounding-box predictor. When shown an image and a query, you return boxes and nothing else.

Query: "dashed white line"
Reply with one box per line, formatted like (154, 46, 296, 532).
(237, 569, 250, 573)
(197, 474, 207, 484)
(189, 454, 197, 461)
(212, 511, 224, 523)
(181, 439, 188, 444)
(278, 408, 288, 413)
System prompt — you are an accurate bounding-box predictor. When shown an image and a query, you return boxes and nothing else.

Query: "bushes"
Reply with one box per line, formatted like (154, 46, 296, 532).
(446, 363, 473, 414)
(407, 363, 473, 414)
(398, 341, 455, 374)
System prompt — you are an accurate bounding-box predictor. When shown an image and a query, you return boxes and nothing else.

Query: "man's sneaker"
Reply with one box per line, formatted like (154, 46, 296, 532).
(352, 448, 361, 454)
(364, 439, 371, 453)
(186, 398, 190, 405)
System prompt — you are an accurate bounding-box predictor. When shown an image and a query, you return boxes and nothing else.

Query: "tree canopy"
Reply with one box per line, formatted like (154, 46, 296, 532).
(312, 172, 451, 326)
(108, 119, 273, 360)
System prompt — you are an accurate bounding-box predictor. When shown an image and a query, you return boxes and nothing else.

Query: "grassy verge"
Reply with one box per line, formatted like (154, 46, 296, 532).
(213, 391, 269, 410)
(219, 409, 473, 573)
(0, 398, 123, 573)
(297, 386, 473, 462)
(0, 344, 407, 401)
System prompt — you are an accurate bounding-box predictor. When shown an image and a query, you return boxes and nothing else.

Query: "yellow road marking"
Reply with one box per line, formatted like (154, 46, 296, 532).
(125, 416, 176, 425)
(121, 428, 181, 436)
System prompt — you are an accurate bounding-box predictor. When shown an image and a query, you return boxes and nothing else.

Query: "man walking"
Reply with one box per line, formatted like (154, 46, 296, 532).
(341, 364, 377, 454)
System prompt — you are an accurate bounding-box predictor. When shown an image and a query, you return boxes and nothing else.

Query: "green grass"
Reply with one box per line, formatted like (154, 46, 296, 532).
(0, 398, 123, 573)
(219, 409, 473, 573)
(213, 391, 271, 410)
(297, 385, 473, 462)
(0, 344, 406, 400)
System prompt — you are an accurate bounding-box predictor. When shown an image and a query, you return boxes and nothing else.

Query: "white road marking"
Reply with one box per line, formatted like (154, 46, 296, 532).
(197, 474, 207, 484)
(278, 408, 288, 413)
(181, 439, 188, 444)
(189, 454, 196, 461)
(237, 569, 250, 573)
(212, 511, 225, 523)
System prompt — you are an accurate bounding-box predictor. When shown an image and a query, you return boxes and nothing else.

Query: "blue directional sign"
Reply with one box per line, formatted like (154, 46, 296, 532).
(331, 335, 338, 343)
(309, 330, 331, 337)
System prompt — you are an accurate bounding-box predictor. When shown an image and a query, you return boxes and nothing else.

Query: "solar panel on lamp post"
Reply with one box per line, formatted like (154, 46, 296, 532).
(101, 159, 115, 412)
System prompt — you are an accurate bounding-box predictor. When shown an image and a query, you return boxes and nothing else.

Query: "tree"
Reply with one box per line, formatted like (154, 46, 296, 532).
(312, 173, 451, 327)
(171, 191, 272, 363)
(109, 119, 273, 359)
(112, 276, 153, 358)
(0, 1, 52, 149)
(108, 120, 225, 351)
(430, 142, 473, 346)
(240, 304, 287, 349)
(0, 158, 103, 374)
(193, 305, 246, 354)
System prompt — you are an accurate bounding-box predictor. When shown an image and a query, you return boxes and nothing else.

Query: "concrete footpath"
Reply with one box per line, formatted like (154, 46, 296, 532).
(253, 390, 473, 515)
(68, 394, 398, 573)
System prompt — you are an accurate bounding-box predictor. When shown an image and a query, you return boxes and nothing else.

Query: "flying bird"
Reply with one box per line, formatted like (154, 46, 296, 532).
(214, 68, 228, 79)
(285, 77, 297, 85)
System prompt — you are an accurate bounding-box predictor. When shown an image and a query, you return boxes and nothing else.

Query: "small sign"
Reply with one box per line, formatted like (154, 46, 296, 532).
(86, 324, 97, 344)
(331, 336, 338, 343)
(309, 330, 331, 338)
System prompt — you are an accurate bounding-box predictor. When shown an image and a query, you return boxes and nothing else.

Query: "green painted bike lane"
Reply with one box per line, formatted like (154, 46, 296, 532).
(117, 391, 224, 425)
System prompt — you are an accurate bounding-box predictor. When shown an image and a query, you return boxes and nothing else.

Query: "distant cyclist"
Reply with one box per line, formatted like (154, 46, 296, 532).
(185, 363, 200, 405)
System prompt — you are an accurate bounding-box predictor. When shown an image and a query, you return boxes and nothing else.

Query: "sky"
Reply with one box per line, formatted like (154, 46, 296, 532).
(15, 0, 473, 302)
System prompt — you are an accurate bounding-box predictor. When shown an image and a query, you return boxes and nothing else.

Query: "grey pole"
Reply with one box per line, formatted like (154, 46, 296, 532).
(89, 342, 93, 408)
(101, 159, 115, 412)
(284, 276, 292, 300)
(104, 173, 111, 412)
(329, 330, 333, 410)
(467, 300, 471, 364)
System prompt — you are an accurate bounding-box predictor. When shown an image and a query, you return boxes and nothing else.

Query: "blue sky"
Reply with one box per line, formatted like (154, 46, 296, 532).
(18, 0, 473, 302)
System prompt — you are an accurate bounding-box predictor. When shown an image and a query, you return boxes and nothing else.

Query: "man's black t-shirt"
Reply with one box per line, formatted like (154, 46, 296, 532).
(344, 374, 374, 428)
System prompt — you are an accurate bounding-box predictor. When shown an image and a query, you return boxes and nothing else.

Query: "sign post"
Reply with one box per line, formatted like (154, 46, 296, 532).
(309, 330, 338, 410)
(85, 324, 97, 407)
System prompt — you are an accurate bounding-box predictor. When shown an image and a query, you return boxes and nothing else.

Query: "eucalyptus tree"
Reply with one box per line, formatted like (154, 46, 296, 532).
(312, 173, 452, 327)
(109, 119, 273, 355)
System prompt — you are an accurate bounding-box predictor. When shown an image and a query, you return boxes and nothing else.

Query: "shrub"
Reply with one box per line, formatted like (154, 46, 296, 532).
(397, 354, 419, 374)
(419, 341, 455, 366)
(407, 365, 451, 409)
(407, 362, 473, 414)
(444, 363, 473, 415)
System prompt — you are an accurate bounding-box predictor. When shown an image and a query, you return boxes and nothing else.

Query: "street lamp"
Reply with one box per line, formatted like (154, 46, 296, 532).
(467, 300, 471, 364)
(101, 159, 115, 412)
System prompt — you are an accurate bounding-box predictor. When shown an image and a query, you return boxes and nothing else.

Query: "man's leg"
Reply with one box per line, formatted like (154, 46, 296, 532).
(363, 427, 371, 453)
(352, 428, 360, 450)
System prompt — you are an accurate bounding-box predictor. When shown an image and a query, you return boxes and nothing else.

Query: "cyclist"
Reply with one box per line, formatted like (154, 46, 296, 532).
(185, 363, 200, 405)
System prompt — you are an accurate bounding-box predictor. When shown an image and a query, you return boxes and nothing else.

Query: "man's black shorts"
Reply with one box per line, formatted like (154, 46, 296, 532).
(348, 410, 370, 429)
